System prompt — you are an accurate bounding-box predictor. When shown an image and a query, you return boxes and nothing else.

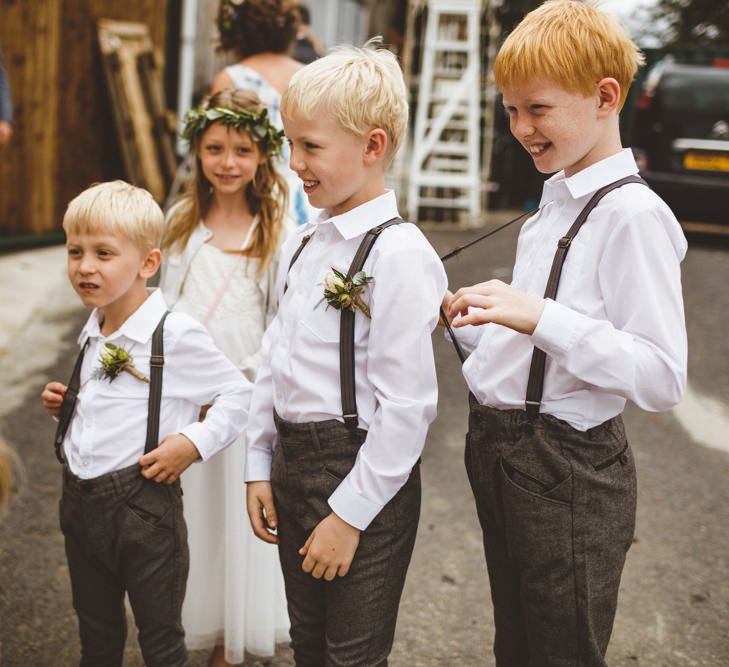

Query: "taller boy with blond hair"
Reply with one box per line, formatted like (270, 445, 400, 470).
(447, 2, 687, 665)
(245, 42, 447, 665)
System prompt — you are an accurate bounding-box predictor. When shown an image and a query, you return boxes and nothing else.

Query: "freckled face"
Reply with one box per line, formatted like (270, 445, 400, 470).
(66, 232, 147, 311)
(502, 79, 606, 177)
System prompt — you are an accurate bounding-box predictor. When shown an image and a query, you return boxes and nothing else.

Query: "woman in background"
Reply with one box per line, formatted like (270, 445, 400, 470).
(212, 0, 314, 227)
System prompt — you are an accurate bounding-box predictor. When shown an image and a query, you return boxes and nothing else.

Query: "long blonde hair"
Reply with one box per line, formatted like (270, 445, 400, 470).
(164, 89, 288, 275)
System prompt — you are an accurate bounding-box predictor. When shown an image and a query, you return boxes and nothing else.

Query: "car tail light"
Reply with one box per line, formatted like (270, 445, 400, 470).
(637, 90, 654, 110)
(713, 57, 729, 68)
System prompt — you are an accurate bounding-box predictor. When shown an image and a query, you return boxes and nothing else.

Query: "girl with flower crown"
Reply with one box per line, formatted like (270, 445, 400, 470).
(160, 88, 289, 667)
(211, 0, 315, 227)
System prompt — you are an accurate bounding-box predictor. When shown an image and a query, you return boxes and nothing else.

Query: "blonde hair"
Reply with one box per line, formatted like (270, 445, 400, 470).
(493, 1, 644, 110)
(281, 39, 409, 156)
(62, 181, 165, 249)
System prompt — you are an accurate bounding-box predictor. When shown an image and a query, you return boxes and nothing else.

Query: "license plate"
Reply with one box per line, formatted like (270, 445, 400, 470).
(684, 152, 729, 172)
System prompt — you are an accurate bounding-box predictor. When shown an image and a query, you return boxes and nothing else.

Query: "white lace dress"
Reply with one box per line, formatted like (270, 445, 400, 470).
(170, 240, 289, 663)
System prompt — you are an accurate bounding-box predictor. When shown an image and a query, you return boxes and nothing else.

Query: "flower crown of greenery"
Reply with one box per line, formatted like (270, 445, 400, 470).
(181, 105, 284, 155)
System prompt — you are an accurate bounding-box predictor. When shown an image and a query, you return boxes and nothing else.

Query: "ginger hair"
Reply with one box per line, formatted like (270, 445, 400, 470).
(493, 1, 644, 110)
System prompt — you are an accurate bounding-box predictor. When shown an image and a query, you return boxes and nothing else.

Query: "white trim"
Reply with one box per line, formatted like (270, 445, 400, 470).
(672, 138, 729, 152)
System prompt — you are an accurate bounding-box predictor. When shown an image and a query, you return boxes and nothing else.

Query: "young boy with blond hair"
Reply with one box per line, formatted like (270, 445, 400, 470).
(447, 2, 687, 664)
(41, 180, 251, 667)
(245, 43, 447, 665)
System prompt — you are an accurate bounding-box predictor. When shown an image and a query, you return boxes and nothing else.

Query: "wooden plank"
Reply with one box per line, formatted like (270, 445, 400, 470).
(29, 1, 61, 234)
(0, 0, 61, 236)
(137, 50, 177, 185)
(55, 0, 168, 222)
(0, 1, 28, 237)
(0, 0, 169, 239)
(97, 19, 170, 201)
(105, 50, 146, 188)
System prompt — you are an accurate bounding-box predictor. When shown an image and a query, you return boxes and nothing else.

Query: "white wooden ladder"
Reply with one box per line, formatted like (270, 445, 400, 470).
(407, 0, 482, 226)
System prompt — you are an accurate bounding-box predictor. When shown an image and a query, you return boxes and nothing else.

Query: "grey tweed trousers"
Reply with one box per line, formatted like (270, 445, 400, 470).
(271, 412, 421, 667)
(60, 463, 190, 667)
(465, 397, 637, 667)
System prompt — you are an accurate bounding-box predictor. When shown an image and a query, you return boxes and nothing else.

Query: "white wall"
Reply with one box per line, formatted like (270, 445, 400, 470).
(306, 0, 369, 50)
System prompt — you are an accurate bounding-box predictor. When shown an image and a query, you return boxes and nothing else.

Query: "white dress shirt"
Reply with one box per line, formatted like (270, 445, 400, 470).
(457, 149, 688, 431)
(246, 191, 447, 530)
(63, 289, 251, 478)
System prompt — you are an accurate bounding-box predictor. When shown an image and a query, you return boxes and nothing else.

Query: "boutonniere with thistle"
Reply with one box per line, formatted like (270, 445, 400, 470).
(94, 343, 149, 383)
(321, 268, 375, 318)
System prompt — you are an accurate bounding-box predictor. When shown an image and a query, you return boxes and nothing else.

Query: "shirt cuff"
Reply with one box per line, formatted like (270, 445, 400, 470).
(179, 422, 214, 461)
(327, 475, 383, 531)
(530, 299, 586, 359)
(245, 449, 273, 482)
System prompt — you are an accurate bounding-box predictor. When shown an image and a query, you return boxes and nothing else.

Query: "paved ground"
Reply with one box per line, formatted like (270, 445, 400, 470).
(1, 215, 728, 666)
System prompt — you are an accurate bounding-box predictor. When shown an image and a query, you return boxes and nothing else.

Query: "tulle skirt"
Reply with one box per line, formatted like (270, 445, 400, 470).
(181, 432, 289, 663)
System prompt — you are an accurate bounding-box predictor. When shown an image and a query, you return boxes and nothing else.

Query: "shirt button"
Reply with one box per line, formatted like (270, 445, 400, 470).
(82, 459, 89, 467)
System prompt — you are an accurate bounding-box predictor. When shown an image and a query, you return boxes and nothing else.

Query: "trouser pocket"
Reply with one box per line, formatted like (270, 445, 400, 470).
(123, 477, 178, 532)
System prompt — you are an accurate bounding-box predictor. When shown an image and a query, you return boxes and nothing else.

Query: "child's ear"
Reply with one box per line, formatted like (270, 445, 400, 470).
(596, 77, 621, 116)
(140, 248, 162, 280)
(363, 128, 388, 165)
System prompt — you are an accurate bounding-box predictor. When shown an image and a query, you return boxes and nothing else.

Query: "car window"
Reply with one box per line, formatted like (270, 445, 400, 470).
(660, 71, 729, 113)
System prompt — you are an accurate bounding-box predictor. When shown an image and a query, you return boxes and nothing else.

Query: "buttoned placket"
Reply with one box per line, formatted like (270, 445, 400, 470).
(74, 332, 140, 474)
(518, 200, 566, 290)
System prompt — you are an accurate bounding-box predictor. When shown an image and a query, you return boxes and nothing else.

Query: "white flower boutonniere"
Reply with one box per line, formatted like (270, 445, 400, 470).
(94, 343, 150, 383)
(322, 268, 374, 318)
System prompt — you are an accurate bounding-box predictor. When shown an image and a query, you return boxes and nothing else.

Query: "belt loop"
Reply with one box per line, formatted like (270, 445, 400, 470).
(525, 400, 540, 421)
(342, 414, 359, 430)
(110, 471, 122, 496)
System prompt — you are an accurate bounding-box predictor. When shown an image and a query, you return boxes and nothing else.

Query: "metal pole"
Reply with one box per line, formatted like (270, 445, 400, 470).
(480, 0, 502, 218)
(175, 0, 198, 156)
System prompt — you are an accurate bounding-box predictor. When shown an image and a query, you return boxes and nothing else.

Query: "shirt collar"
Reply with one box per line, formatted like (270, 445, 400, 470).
(78, 288, 169, 345)
(540, 148, 639, 206)
(313, 191, 400, 241)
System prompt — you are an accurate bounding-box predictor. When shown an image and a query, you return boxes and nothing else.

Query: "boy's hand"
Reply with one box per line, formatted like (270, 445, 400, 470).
(139, 433, 200, 484)
(246, 481, 279, 545)
(448, 280, 546, 334)
(299, 512, 361, 581)
(41, 382, 67, 418)
(437, 290, 454, 327)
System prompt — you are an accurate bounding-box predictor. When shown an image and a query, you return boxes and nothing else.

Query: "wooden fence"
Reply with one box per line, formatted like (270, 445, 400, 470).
(0, 0, 168, 240)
